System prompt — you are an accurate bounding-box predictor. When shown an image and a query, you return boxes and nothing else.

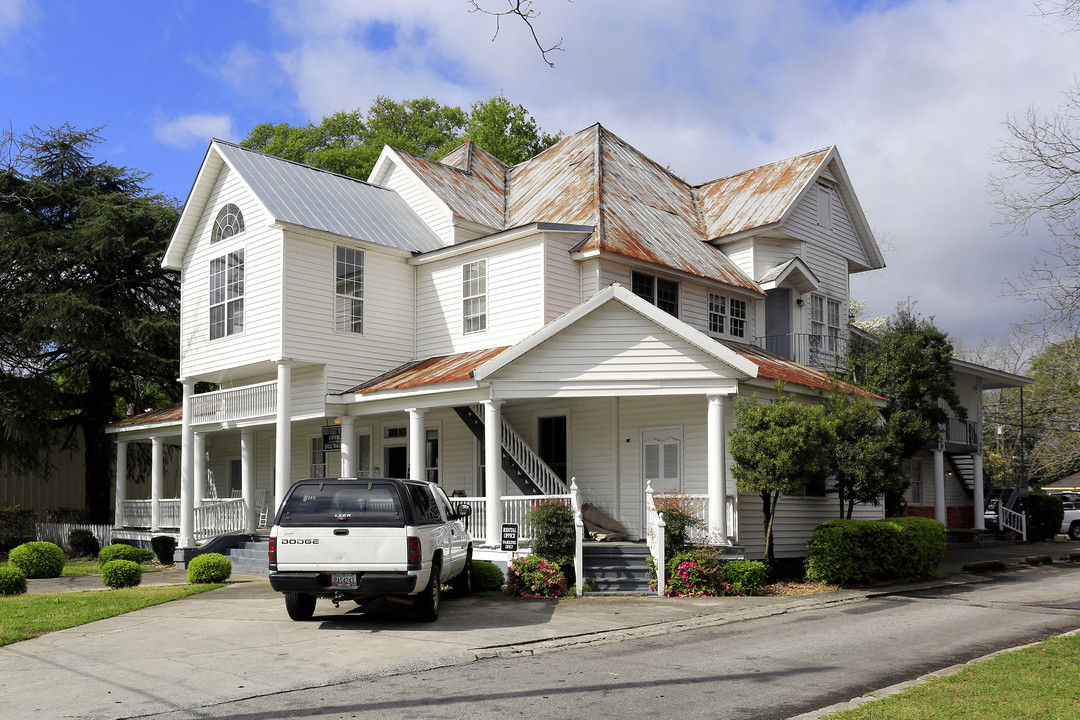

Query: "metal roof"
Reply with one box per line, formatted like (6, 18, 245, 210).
(393, 142, 507, 231)
(344, 347, 511, 395)
(214, 141, 443, 253)
(722, 341, 878, 397)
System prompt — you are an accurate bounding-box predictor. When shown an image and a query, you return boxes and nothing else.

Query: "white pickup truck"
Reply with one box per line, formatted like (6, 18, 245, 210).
(1061, 508, 1080, 541)
(268, 477, 473, 622)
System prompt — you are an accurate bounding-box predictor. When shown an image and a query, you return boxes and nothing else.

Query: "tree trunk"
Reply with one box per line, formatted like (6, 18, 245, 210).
(761, 490, 778, 572)
(82, 365, 114, 524)
(846, 499, 855, 520)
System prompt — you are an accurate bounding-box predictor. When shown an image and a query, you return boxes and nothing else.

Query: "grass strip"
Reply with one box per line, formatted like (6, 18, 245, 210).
(0, 584, 223, 646)
(1, 559, 163, 577)
(826, 633, 1080, 719)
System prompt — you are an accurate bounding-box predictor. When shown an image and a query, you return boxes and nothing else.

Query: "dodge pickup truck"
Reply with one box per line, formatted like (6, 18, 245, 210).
(268, 477, 472, 622)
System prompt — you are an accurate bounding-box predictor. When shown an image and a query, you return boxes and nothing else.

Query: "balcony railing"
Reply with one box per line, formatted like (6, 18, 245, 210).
(942, 418, 980, 450)
(755, 333, 848, 371)
(191, 381, 277, 425)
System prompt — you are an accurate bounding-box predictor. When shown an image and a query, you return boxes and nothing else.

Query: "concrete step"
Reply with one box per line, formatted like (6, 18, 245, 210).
(223, 539, 269, 576)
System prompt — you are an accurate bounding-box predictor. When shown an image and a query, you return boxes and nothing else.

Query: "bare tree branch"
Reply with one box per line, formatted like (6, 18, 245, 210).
(1035, 0, 1080, 30)
(468, 0, 566, 68)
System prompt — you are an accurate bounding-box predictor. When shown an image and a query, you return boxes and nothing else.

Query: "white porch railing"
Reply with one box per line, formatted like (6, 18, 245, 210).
(454, 494, 572, 544)
(190, 381, 277, 424)
(118, 498, 247, 539)
(999, 504, 1027, 541)
(501, 420, 569, 496)
(645, 486, 735, 550)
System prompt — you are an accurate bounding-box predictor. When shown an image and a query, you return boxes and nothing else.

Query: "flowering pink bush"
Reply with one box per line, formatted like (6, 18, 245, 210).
(505, 555, 567, 598)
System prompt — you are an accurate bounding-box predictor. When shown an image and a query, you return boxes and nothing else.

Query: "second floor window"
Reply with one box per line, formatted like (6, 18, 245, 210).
(810, 294, 842, 352)
(209, 249, 244, 340)
(463, 260, 487, 334)
(631, 270, 679, 317)
(335, 246, 364, 334)
(708, 294, 748, 339)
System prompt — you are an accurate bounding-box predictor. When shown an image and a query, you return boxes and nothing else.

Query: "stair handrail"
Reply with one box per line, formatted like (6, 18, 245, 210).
(999, 504, 1027, 541)
(500, 418, 570, 496)
(571, 478, 584, 597)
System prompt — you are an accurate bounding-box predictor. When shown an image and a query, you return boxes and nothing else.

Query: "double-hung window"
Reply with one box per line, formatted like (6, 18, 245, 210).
(631, 270, 679, 317)
(811, 294, 842, 352)
(335, 246, 364, 334)
(708, 293, 747, 339)
(462, 260, 487, 334)
(209, 250, 244, 340)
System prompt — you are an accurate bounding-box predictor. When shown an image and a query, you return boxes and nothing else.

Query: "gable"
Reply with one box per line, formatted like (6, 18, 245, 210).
(782, 172, 871, 270)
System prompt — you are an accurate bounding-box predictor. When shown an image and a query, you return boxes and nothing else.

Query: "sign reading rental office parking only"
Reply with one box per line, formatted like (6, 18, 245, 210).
(501, 523, 519, 552)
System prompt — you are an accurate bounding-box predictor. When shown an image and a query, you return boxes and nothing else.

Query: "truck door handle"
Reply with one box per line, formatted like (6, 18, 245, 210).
(334, 528, 349, 536)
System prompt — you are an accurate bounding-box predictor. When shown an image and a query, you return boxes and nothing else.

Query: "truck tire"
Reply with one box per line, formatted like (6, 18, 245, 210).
(415, 561, 441, 622)
(1069, 521, 1080, 541)
(285, 592, 316, 621)
(452, 549, 473, 598)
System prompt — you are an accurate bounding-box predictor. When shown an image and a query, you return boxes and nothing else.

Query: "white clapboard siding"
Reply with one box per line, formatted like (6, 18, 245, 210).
(415, 235, 546, 357)
(578, 257, 602, 299)
(544, 232, 584, 323)
(802, 243, 849, 302)
(752, 238, 800, 280)
(736, 493, 885, 560)
(721, 238, 754, 280)
(280, 230, 415, 394)
(380, 161, 454, 247)
(784, 182, 870, 268)
(180, 164, 283, 379)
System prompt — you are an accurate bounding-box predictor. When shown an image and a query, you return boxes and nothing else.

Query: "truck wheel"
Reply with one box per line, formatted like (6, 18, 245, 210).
(452, 550, 473, 598)
(1070, 522, 1080, 541)
(415, 561, 441, 622)
(285, 592, 316, 621)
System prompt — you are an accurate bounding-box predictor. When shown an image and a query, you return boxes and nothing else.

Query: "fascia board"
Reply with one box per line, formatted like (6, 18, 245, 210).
(163, 143, 221, 269)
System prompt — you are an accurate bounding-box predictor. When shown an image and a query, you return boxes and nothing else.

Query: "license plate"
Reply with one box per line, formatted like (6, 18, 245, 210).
(331, 573, 357, 589)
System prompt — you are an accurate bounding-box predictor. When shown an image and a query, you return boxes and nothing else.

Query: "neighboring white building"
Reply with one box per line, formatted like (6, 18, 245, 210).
(108, 124, 897, 560)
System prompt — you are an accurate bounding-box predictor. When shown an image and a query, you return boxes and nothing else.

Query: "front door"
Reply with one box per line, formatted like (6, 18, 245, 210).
(642, 427, 682, 495)
(385, 445, 407, 479)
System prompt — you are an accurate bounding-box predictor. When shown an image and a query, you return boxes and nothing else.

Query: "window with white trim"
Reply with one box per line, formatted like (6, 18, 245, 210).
(335, 246, 364, 334)
(811, 294, 842, 352)
(425, 428, 439, 484)
(462, 260, 487, 334)
(310, 436, 327, 478)
(209, 249, 244, 340)
(708, 293, 747, 339)
(356, 432, 373, 477)
(631, 270, 679, 317)
(910, 460, 924, 505)
(212, 204, 244, 243)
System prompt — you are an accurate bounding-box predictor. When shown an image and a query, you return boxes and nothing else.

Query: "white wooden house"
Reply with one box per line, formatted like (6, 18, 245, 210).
(108, 124, 904, 560)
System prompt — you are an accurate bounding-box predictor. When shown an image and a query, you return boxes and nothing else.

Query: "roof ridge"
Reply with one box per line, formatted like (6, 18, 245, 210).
(211, 138, 393, 192)
(694, 145, 834, 189)
(594, 124, 606, 247)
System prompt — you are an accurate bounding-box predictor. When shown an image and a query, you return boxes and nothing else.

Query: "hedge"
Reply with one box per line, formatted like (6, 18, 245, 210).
(9, 541, 66, 579)
(99, 544, 154, 565)
(805, 517, 945, 586)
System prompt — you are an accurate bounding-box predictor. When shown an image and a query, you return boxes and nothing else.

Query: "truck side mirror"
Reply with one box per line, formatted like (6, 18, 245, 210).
(456, 503, 472, 518)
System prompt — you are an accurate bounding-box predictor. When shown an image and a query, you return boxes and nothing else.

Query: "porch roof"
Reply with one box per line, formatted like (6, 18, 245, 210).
(107, 403, 184, 433)
(343, 347, 511, 395)
(723, 342, 880, 398)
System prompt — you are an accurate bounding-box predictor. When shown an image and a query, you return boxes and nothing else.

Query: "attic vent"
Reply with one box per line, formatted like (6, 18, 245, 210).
(815, 183, 833, 230)
(213, 204, 245, 243)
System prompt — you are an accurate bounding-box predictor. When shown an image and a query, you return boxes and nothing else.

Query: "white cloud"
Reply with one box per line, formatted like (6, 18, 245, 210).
(154, 114, 236, 148)
(257, 0, 1080, 343)
(0, 0, 31, 38)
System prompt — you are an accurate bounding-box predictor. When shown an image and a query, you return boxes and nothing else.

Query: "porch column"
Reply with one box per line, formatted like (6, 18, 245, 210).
(408, 408, 426, 483)
(241, 428, 255, 533)
(933, 447, 946, 526)
(114, 440, 128, 528)
(150, 435, 164, 533)
(340, 415, 355, 477)
(707, 394, 728, 544)
(973, 451, 985, 531)
(484, 399, 504, 546)
(275, 360, 292, 513)
(179, 380, 195, 548)
(193, 431, 206, 508)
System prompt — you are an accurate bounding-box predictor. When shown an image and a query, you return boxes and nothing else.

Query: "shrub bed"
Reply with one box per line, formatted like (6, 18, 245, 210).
(187, 553, 231, 583)
(101, 559, 142, 589)
(68, 528, 101, 558)
(805, 517, 945, 586)
(9, 541, 66, 579)
(1027, 492, 1064, 541)
(471, 560, 505, 593)
(505, 555, 566, 598)
(649, 548, 768, 597)
(0, 566, 27, 596)
(99, 544, 154, 565)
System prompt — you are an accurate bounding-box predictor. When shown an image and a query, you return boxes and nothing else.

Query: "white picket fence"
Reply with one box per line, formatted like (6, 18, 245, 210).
(36, 523, 114, 552)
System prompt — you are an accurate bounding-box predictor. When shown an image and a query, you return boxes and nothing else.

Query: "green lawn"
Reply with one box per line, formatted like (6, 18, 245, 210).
(0, 584, 224, 646)
(0, 558, 163, 577)
(825, 633, 1080, 719)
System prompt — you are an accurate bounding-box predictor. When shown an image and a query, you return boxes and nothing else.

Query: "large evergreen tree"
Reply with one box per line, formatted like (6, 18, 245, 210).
(0, 125, 180, 522)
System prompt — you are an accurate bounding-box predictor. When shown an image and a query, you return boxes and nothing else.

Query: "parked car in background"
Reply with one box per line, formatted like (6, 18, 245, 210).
(1048, 492, 1080, 510)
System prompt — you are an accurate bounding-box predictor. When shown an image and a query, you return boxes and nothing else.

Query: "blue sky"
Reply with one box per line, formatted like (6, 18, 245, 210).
(3, 0, 1078, 351)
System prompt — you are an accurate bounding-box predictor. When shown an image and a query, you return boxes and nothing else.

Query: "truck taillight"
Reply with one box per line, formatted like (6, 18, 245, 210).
(268, 537, 276, 564)
(407, 536, 422, 570)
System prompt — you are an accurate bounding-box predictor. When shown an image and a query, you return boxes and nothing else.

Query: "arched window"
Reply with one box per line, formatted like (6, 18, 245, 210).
(212, 203, 244, 243)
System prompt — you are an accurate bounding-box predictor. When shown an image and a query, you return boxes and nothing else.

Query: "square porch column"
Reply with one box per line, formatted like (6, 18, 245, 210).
(193, 431, 206, 509)
(151, 435, 164, 533)
(484, 399, 504, 545)
(114, 440, 128, 528)
(933, 447, 946, 526)
(340, 415, 355, 477)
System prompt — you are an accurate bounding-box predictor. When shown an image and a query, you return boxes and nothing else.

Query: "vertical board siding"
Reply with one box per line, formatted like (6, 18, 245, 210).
(415, 236, 546, 357)
(180, 164, 283, 379)
(281, 230, 415, 393)
(381, 162, 454, 247)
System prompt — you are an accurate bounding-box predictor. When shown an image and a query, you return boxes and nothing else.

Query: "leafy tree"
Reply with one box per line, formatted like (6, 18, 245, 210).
(847, 302, 965, 460)
(0, 125, 180, 523)
(1026, 337, 1080, 483)
(729, 384, 835, 571)
(240, 95, 560, 181)
(825, 385, 906, 519)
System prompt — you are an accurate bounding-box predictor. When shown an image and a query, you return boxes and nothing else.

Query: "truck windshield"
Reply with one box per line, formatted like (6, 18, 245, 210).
(279, 481, 405, 527)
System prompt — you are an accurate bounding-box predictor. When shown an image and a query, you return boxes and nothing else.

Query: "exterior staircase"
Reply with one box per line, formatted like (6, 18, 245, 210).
(453, 406, 569, 496)
(220, 537, 270, 577)
(582, 542, 653, 594)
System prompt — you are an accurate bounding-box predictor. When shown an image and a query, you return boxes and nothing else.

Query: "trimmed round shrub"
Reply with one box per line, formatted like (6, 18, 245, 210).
(99, 543, 154, 565)
(187, 552, 231, 583)
(150, 535, 177, 565)
(0, 566, 27, 596)
(67, 528, 100, 558)
(9, 541, 66, 579)
(722, 559, 769, 595)
(505, 555, 566, 598)
(101, 559, 142, 589)
(471, 560, 505, 592)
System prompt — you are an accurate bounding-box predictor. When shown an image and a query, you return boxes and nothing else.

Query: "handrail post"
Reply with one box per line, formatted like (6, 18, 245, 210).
(656, 512, 666, 596)
(571, 478, 583, 596)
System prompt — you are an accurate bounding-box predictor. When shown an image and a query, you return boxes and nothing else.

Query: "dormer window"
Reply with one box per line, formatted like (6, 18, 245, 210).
(631, 271, 679, 317)
(212, 203, 245, 243)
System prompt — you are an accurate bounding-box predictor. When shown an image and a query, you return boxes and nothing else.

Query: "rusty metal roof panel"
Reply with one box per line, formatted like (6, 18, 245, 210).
(393, 142, 507, 230)
(113, 403, 184, 428)
(697, 148, 831, 241)
(507, 126, 600, 228)
(722, 341, 876, 396)
(345, 347, 511, 395)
